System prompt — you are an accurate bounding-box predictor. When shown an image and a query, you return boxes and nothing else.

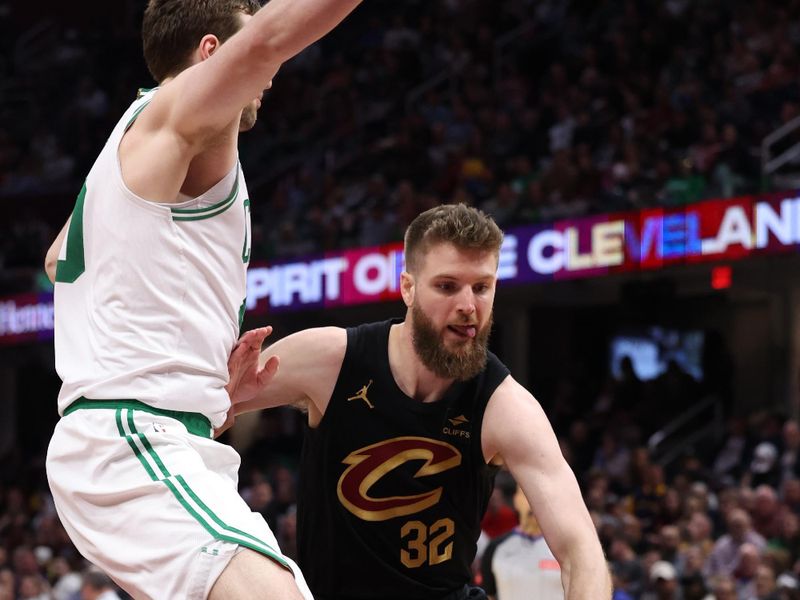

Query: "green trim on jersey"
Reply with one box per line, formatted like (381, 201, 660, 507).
(241, 197, 251, 262)
(64, 398, 212, 438)
(115, 408, 292, 570)
(171, 176, 240, 221)
(238, 298, 247, 329)
(125, 100, 152, 131)
(55, 183, 88, 283)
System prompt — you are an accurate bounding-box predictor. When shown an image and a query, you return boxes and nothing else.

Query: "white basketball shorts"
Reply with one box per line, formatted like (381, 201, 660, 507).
(46, 399, 312, 600)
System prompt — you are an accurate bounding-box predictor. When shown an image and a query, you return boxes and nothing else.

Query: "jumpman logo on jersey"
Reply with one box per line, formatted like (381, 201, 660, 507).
(347, 380, 374, 409)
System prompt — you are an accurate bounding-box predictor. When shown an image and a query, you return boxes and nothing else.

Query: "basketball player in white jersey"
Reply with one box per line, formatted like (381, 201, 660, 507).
(42, 1, 361, 598)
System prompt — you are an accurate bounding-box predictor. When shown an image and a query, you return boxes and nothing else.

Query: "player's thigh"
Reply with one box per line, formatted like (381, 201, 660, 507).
(209, 548, 305, 600)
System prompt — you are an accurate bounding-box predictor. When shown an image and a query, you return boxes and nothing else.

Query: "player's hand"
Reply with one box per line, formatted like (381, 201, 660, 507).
(224, 325, 280, 407)
(216, 327, 279, 437)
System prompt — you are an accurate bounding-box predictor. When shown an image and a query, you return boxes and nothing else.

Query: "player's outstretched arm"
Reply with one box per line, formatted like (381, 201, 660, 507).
(162, 0, 364, 141)
(482, 377, 612, 600)
(121, 0, 362, 203)
(231, 326, 346, 417)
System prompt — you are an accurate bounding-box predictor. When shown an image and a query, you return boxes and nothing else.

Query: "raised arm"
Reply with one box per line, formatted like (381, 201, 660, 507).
(157, 0, 363, 141)
(120, 0, 362, 202)
(482, 377, 611, 599)
(233, 326, 346, 424)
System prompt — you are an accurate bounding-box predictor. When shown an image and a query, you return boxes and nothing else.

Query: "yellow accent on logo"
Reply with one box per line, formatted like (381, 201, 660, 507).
(347, 380, 374, 409)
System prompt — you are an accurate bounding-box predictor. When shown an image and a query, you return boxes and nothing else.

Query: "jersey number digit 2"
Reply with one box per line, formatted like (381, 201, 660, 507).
(56, 183, 87, 283)
(400, 518, 455, 568)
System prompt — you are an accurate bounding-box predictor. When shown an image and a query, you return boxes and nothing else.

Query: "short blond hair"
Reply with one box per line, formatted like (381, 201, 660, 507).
(404, 204, 503, 273)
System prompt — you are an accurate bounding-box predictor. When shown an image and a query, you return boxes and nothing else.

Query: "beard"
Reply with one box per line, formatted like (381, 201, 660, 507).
(239, 103, 258, 131)
(411, 304, 492, 381)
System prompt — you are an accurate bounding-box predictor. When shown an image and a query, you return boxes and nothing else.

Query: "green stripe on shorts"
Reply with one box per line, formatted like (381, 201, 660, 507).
(117, 409, 290, 570)
(65, 398, 212, 438)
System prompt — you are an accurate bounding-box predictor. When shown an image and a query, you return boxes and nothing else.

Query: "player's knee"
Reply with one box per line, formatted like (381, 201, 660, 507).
(209, 549, 304, 600)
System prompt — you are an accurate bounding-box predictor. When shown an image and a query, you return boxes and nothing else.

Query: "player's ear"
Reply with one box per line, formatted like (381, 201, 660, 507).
(400, 271, 415, 307)
(198, 34, 221, 61)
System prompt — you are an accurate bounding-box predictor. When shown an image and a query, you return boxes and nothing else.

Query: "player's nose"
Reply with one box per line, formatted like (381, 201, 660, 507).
(455, 288, 476, 315)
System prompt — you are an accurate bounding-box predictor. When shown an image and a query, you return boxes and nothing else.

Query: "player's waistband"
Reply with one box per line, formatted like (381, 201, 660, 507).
(63, 398, 213, 438)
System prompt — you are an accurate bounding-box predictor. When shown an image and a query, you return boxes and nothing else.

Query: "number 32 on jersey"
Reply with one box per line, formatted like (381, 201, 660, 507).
(401, 518, 455, 568)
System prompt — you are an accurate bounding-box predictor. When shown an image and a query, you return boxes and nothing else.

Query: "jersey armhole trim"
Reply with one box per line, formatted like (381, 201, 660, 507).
(170, 174, 240, 221)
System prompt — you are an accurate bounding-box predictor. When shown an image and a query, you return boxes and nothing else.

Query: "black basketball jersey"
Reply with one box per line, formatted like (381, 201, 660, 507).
(297, 319, 511, 600)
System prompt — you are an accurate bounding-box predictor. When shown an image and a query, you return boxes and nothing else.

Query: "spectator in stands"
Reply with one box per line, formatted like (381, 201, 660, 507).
(18, 573, 50, 600)
(752, 485, 784, 539)
(706, 509, 766, 578)
(754, 563, 781, 600)
(50, 556, 82, 600)
(781, 421, 800, 486)
(0, 567, 13, 600)
(712, 576, 738, 600)
(658, 525, 682, 566)
(609, 536, 645, 598)
(747, 443, 782, 489)
(677, 545, 706, 582)
(685, 512, 715, 560)
(776, 573, 800, 599)
(80, 570, 122, 600)
(734, 543, 763, 599)
(641, 560, 681, 600)
(772, 511, 800, 562)
(593, 432, 632, 487)
(713, 417, 752, 486)
(611, 563, 636, 600)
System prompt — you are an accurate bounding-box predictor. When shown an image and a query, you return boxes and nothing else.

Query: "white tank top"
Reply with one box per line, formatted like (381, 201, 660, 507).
(54, 88, 252, 427)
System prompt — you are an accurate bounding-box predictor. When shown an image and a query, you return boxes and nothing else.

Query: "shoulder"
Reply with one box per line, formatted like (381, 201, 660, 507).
(346, 319, 394, 340)
(481, 351, 511, 390)
(342, 319, 394, 355)
(487, 375, 535, 410)
(482, 375, 553, 462)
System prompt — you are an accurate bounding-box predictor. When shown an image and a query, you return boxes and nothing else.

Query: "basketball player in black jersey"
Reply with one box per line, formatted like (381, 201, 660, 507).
(228, 204, 611, 599)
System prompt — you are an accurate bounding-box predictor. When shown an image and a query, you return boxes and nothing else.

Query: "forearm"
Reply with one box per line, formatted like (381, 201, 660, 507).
(233, 393, 284, 415)
(560, 545, 612, 600)
(252, 0, 362, 63)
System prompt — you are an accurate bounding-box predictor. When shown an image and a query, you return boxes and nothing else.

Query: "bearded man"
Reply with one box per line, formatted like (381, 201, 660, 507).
(230, 203, 610, 600)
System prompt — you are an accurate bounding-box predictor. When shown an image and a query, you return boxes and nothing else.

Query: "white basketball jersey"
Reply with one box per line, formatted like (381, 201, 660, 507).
(54, 88, 252, 427)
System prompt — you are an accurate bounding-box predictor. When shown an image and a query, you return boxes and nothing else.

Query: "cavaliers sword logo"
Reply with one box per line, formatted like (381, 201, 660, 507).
(337, 437, 462, 521)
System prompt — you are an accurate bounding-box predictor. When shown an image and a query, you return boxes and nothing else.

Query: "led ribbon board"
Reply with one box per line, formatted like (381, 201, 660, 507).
(3, 192, 799, 344)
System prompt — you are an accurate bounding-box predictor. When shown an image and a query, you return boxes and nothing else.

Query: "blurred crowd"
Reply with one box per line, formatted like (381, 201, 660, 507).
(3, 0, 800, 292)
